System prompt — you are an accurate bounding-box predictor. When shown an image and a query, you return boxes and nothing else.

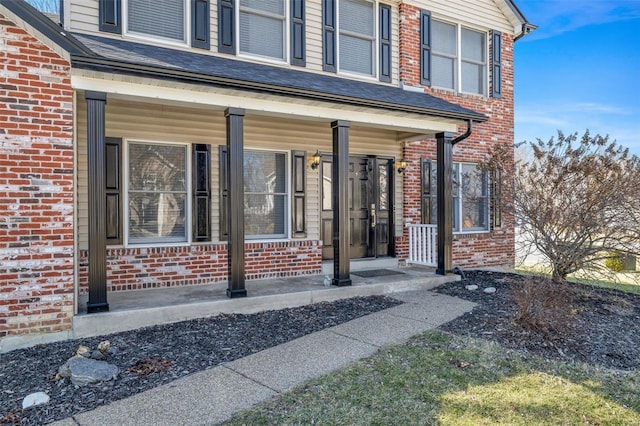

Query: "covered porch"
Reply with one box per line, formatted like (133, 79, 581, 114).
(72, 35, 486, 316)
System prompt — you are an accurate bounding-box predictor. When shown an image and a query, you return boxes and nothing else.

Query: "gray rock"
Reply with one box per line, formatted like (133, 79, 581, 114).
(483, 287, 497, 294)
(76, 345, 90, 357)
(58, 356, 119, 386)
(465, 285, 478, 291)
(22, 392, 50, 409)
(90, 350, 105, 360)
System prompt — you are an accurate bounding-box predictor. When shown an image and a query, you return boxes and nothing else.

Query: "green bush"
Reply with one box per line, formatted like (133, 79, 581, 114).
(605, 252, 625, 272)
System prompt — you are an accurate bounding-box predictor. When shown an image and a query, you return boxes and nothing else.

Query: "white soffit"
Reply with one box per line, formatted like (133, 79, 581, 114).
(71, 71, 460, 134)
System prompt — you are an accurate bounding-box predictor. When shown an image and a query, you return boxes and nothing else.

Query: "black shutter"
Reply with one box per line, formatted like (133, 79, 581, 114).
(219, 145, 228, 241)
(420, 10, 431, 86)
(492, 169, 502, 228)
(290, 0, 306, 66)
(193, 144, 211, 241)
(379, 3, 392, 83)
(322, 0, 336, 72)
(105, 137, 122, 244)
(292, 150, 307, 237)
(421, 158, 432, 224)
(492, 30, 502, 98)
(218, 0, 235, 54)
(99, 0, 121, 34)
(191, 0, 210, 50)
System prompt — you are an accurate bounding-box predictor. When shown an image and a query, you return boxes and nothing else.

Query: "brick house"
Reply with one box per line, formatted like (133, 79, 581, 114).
(0, 0, 533, 349)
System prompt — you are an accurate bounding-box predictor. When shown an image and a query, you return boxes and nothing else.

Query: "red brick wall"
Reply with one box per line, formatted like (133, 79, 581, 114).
(78, 240, 322, 293)
(396, 5, 515, 269)
(0, 14, 75, 338)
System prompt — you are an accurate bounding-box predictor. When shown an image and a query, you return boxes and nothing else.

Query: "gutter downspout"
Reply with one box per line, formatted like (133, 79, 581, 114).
(452, 119, 473, 145)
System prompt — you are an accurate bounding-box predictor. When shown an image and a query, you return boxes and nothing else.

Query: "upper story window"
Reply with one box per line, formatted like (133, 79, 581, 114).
(431, 19, 486, 95)
(126, 0, 187, 43)
(339, 0, 375, 76)
(239, 0, 286, 61)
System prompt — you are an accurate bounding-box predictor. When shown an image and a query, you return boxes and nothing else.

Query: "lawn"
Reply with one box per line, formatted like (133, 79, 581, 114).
(226, 331, 640, 425)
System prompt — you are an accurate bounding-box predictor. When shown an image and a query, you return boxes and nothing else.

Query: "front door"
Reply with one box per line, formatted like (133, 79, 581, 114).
(321, 155, 393, 260)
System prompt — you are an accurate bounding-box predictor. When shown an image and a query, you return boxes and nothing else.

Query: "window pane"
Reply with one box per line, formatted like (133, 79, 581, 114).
(244, 151, 286, 193)
(461, 164, 488, 230)
(378, 163, 388, 210)
(240, 11, 284, 59)
(432, 55, 455, 89)
(128, 0, 184, 41)
(462, 61, 485, 94)
(461, 28, 485, 62)
(340, 0, 374, 36)
(240, 0, 284, 15)
(244, 151, 287, 238)
(129, 144, 186, 192)
(432, 20, 456, 55)
(245, 194, 286, 236)
(340, 35, 373, 75)
(129, 193, 186, 241)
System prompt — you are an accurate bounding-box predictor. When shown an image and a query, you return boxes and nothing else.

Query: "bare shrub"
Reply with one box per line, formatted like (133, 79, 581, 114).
(511, 276, 577, 338)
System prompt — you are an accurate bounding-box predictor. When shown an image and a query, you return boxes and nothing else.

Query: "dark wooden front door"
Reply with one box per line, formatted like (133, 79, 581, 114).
(321, 155, 393, 260)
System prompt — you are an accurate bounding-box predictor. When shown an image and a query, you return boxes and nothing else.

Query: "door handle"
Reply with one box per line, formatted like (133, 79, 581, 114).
(371, 203, 376, 228)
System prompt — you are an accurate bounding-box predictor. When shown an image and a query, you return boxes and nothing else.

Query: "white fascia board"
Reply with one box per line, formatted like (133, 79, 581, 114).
(71, 72, 459, 134)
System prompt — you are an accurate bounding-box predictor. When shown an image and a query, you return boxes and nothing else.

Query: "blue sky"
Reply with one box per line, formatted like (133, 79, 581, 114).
(513, 0, 640, 154)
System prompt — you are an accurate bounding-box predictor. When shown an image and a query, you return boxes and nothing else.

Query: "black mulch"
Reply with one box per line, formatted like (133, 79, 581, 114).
(434, 270, 640, 371)
(0, 296, 401, 425)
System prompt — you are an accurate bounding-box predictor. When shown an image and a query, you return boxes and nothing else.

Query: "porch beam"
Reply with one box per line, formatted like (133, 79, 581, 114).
(331, 120, 352, 286)
(436, 131, 454, 275)
(85, 91, 109, 313)
(225, 107, 247, 298)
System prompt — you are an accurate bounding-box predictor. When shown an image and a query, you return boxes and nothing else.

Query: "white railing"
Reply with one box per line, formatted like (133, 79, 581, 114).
(406, 224, 437, 267)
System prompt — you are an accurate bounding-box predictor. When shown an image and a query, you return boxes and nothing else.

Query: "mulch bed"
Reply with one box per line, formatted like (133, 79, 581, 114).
(0, 296, 401, 425)
(434, 270, 640, 370)
(3, 271, 640, 425)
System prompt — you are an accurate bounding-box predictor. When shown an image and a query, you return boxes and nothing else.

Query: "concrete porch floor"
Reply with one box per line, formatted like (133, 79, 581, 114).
(74, 258, 458, 339)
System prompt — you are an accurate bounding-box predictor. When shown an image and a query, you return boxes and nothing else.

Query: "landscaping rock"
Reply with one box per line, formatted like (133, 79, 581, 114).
(465, 285, 478, 291)
(90, 350, 105, 360)
(97, 340, 111, 354)
(76, 345, 90, 357)
(483, 287, 497, 294)
(58, 357, 119, 386)
(22, 392, 49, 409)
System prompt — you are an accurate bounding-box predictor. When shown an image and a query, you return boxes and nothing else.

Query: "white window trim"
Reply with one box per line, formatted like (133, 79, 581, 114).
(123, 139, 192, 248)
(122, 0, 191, 48)
(243, 147, 291, 240)
(336, 0, 379, 80)
(432, 18, 489, 97)
(236, 0, 290, 65)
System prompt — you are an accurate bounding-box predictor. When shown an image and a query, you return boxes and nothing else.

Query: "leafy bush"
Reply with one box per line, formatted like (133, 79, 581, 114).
(605, 252, 625, 272)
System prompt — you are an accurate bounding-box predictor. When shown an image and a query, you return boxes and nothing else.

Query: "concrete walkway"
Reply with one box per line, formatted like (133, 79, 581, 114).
(52, 288, 475, 426)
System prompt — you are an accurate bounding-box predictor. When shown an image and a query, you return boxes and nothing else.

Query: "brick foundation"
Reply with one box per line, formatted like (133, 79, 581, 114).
(78, 240, 322, 294)
(0, 14, 74, 338)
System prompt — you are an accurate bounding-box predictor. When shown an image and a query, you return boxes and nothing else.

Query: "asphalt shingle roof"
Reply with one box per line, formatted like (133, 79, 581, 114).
(71, 33, 486, 122)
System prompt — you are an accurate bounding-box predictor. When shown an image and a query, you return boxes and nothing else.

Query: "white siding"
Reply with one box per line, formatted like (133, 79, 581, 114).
(77, 98, 404, 250)
(406, 0, 514, 33)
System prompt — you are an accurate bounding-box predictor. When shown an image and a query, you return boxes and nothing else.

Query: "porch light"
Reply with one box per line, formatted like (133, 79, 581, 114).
(396, 158, 407, 174)
(310, 150, 321, 169)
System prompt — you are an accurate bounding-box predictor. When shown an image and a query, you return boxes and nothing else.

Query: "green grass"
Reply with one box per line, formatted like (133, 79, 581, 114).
(515, 267, 640, 295)
(226, 331, 640, 425)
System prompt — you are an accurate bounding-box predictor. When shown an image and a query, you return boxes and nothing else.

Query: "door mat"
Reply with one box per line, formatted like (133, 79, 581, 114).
(351, 269, 405, 278)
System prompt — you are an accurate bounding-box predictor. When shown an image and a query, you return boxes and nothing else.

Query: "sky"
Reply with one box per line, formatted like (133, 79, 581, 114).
(513, 0, 640, 155)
